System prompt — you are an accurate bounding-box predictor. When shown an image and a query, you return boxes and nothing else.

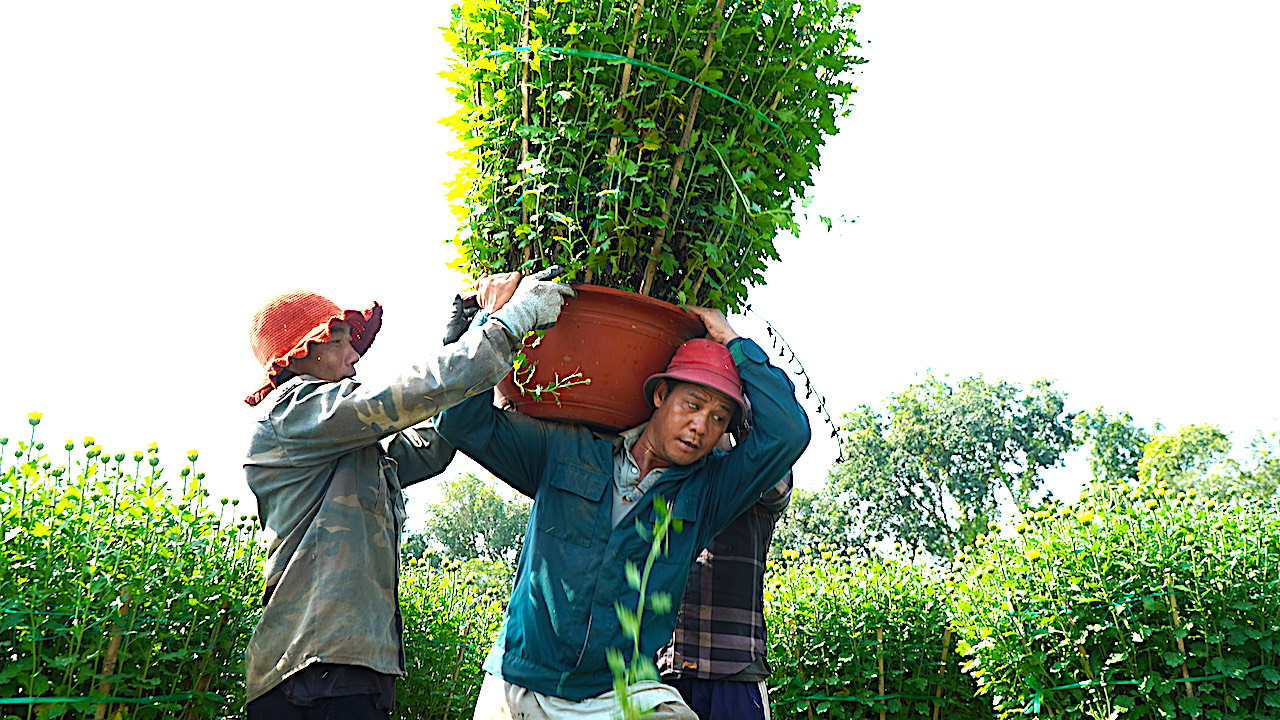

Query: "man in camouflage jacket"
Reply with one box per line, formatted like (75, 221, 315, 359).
(241, 273, 571, 719)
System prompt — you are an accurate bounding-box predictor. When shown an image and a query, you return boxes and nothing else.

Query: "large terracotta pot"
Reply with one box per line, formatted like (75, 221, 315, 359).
(496, 285, 705, 432)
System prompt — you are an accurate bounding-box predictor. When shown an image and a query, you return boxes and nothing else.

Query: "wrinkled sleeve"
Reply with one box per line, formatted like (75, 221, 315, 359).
(264, 319, 519, 467)
(759, 471, 794, 517)
(384, 422, 456, 489)
(434, 389, 554, 498)
(698, 338, 810, 545)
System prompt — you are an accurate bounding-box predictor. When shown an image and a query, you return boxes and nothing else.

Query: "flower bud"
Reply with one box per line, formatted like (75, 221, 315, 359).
(65, 441, 75, 451)
(28, 412, 43, 426)
(187, 449, 199, 462)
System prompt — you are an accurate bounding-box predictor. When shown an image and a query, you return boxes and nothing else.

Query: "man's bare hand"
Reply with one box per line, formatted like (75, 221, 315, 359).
(475, 272, 523, 313)
(685, 306, 740, 344)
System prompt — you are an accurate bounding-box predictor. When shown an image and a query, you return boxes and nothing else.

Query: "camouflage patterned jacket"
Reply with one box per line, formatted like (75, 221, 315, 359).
(243, 319, 518, 703)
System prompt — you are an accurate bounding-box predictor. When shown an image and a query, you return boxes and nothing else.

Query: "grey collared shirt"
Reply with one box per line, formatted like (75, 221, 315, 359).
(610, 423, 668, 527)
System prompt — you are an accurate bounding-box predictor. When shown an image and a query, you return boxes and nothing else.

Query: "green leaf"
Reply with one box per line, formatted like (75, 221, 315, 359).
(1178, 696, 1203, 716)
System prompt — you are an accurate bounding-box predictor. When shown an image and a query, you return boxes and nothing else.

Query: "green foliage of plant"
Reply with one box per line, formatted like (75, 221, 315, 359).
(765, 550, 989, 719)
(608, 495, 681, 720)
(948, 481, 1280, 719)
(396, 557, 508, 720)
(831, 374, 1078, 559)
(442, 0, 865, 311)
(0, 417, 261, 720)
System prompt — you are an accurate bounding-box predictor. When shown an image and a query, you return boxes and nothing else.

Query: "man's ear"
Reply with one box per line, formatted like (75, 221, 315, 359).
(652, 379, 671, 408)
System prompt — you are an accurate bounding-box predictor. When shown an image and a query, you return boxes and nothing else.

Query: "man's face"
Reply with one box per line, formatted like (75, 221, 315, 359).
(641, 381, 736, 467)
(293, 322, 360, 381)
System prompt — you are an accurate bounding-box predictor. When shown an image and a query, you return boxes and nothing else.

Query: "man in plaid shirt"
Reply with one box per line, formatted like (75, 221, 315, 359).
(656, 458, 793, 720)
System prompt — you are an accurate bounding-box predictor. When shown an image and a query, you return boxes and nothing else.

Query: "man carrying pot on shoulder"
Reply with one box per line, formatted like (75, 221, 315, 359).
(436, 306, 810, 720)
(241, 270, 573, 720)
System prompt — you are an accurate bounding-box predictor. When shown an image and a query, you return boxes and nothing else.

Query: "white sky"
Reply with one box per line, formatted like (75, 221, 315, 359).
(2, 2, 1277, 529)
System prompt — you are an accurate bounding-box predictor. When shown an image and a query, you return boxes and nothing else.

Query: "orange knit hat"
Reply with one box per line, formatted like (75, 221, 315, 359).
(245, 289, 383, 406)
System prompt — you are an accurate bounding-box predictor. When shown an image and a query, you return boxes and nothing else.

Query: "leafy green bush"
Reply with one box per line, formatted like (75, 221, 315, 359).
(0, 416, 261, 720)
(765, 549, 988, 719)
(396, 556, 508, 720)
(948, 481, 1280, 719)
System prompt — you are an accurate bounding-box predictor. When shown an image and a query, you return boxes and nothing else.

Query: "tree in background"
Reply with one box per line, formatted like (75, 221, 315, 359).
(1137, 423, 1231, 487)
(1138, 425, 1280, 501)
(770, 486, 865, 561)
(1073, 407, 1153, 482)
(404, 473, 530, 564)
(1237, 431, 1280, 497)
(829, 374, 1077, 559)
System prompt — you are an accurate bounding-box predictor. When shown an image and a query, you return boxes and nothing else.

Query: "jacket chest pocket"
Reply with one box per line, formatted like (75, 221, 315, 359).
(536, 464, 606, 548)
(358, 454, 404, 526)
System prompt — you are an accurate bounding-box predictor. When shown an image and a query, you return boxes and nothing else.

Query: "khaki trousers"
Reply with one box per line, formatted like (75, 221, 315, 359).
(473, 673, 698, 720)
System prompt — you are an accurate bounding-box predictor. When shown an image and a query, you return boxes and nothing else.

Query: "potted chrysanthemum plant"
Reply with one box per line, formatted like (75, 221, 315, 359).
(442, 0, 864, 429)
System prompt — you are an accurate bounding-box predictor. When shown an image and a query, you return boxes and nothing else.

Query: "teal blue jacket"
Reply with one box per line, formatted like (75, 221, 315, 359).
(436, 337, 810, 701)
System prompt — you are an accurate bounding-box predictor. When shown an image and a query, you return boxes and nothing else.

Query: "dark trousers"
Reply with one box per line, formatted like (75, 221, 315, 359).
(666, 678, 769, 720)
(247, 686, 389, 720)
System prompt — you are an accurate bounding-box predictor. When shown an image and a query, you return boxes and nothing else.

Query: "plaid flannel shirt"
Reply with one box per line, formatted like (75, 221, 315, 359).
(655, 472, 793, 681)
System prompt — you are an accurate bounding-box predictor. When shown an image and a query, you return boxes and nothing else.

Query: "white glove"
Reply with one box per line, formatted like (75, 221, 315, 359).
(492, 274, 576, 337)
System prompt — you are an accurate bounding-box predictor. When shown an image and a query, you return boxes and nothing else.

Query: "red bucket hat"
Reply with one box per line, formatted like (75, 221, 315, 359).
(642, 338, 747, 426)
(245, 289, 383, 407)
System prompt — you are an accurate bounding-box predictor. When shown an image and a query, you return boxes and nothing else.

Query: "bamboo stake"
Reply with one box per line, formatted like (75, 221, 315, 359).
(94, 594, 131, 720)
(1168, 590, 1195, 698)
(606, 0, 647, 160)
(638, 0, 726, 297)
(877, 627, 886, 720)
(932, 627, 952, 720)
(181, 601, 231, 720)
(444, 640, 468, 712)
(1076, 642, 1096, 681)
(769, 56, 796, 112)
